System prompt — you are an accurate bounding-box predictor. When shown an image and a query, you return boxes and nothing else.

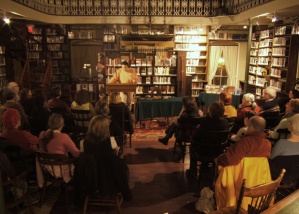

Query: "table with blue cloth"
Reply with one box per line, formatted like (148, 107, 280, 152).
(198, 92, 241, 109)
(136, 97, 182, 123)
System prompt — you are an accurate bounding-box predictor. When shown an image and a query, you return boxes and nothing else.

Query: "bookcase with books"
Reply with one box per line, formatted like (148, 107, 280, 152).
(0, 45, 7, 89)
(248, 29, 273, 98)
(28, 25, 70, 95)
(269, 25, 299, 94)
(105, 50, 177, 97)
(174, 26, 208, 97)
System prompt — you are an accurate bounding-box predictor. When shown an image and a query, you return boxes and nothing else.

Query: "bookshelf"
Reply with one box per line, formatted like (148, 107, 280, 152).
(174, 26, 208, 97)
(0, 45, 7, 89)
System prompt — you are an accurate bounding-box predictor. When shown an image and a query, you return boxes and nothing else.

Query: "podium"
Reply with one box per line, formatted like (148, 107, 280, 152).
(106, 83, 137, 120)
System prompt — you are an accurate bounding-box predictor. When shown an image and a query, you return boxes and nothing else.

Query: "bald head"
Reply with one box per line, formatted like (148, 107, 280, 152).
(247, 116, 266, 132)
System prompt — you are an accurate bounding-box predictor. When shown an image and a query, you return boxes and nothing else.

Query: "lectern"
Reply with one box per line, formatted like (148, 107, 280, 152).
(106, 83, 137, 119)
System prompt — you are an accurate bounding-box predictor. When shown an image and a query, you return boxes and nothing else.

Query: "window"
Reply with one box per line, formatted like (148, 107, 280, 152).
(212, 65, 228, 86)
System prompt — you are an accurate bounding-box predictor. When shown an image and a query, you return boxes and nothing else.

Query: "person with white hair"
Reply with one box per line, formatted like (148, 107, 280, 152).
(259, 87, 280, 116)
(7, 81, 20, 102)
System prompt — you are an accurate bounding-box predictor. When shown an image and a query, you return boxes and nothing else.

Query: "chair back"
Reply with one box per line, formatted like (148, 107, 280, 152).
(244, 169, 286, 213)
(71, 109, 92, 131)
(109, 104, 134, 134)
(276, 128, 290, 139)
(175, 117, 202, 141)
(35, 151, 75, 183)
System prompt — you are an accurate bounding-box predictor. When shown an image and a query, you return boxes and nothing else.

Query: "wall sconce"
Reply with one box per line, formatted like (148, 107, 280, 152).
(243, 25, 248, 29)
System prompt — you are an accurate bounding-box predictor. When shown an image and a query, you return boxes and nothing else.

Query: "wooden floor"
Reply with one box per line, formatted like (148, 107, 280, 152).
(47, 139, 206, 214)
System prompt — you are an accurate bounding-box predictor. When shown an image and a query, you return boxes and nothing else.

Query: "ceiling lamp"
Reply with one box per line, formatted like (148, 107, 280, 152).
(3, 17, 10, 24)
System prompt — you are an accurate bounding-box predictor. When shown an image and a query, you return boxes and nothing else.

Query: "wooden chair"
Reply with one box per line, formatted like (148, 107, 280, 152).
(276, 128, 290, 139)
(35, 151, 77, 213)
(3, 171, 35, 214)
(83, 194, 123, 214)
(173, 117, 202, 163)
(211, 169, 286, 214)
(70, 109, 93, 140)
(190, 130, 229, 188)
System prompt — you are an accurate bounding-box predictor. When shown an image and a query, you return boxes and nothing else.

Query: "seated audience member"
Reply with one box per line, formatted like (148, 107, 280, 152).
(7, 81, 20, 102)
(109, 92, 134, 135)
(39, 113, 80, 158)
(95, 98, 124, 145)
(233, 93, 257, 131)
(219, 91, 237, 119)
(216, 116, 271, 167)
(269, 114, 299, 184)
(2, 88, 29, 130)
(158, 96, 202, 145)
(19, 88, 34, 115)
(258, 87, 280, 117)
(47, 86, 73, 124)
(29, 95, 52, 136)
(268, 98, 299, 140)
(189, 101, 229, 175)
(80, 115, 132, 201)
(230, 110, 256, 142)
(1, 108, 39, 153)
(71, 89, 95, 116)
(278, 89, 299, 114)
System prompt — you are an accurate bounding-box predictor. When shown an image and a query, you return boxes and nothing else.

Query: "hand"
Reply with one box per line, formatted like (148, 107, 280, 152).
(198, 109, 204, 117)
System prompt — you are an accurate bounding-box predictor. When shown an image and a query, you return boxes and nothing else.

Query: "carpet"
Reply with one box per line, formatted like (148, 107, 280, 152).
(131, 118, 176, 143)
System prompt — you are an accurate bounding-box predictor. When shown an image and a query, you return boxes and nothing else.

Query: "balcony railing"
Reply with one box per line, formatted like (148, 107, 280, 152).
(13, 0, 272, 17)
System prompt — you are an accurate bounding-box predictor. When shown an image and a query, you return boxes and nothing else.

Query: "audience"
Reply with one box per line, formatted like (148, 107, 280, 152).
(158, 96, 202, 145)
(80, 115, 132, 201)
(1, 108, 39, 153)
(258, 87, 280, 117)
(278, 89, 299, 113)
(233, 93, 257, 132)
(71, 89, 95, 116)
(95, 98, 124, 145)
(230, 110, 256, 142)
(216, 116, 271, 167)
(269, 114, 299, 184)
(7, 81, 20, 102)
(268, 98, 299, 140)
(219, 91, 237, 119)
(19, 88, 34, 115)
(109, 92, 134, 135)
(39, 113, 80, 158)
(2, 88, 29, 130)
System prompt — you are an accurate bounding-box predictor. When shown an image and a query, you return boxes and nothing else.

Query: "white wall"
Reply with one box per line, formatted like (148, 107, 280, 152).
(237, 42, 248, 86)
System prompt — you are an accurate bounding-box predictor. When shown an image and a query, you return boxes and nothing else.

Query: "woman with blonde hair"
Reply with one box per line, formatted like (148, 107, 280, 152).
(80, 115, 132, 201)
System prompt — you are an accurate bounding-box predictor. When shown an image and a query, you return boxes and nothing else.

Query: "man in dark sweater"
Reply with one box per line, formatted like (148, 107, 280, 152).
(216, 116, 271, 167)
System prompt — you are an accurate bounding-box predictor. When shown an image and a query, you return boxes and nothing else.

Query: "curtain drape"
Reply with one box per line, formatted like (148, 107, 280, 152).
(222, 46, 239, 86)
(71, 45, 101, 79)
(208, 46, 222, 84)
(208, 45, 239, 87)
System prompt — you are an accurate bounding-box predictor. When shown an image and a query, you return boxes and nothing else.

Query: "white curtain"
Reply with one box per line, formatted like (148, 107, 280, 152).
(222, 46, 239, 86)
(208, 45, 239, 87)
(208, 46, 222, 84)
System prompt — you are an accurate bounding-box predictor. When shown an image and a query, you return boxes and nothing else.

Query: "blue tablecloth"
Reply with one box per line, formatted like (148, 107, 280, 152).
(198, 92, 241, 109)
(136, 97, 182, 122)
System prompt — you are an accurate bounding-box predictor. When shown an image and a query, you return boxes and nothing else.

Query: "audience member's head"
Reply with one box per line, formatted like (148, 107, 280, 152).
(247, 116, 266, 132)
(110, 92, 122, 104)
(242, 93, 255, 106)
(33, 95, 47, 109)
(208, 101, 225, 119)
(2, 88, 17, 102)
(95, 99, 110, 116)
(182, 96, 197, 113)
(50, 86, 61, 98)
(20, 88, 32, 102)
(288, 98, 299, 113)
(2, 108, 20, 129)
(47, 113, 64, 131)
(74, 89, 90, 105)
(7, 82, 20, 94)
(263, 87, 277, 100)
(289, 114, 299, 136)
(87, 115, 110, 142)
(289, 89, 299, 99)
(219, 91, 232, 105)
